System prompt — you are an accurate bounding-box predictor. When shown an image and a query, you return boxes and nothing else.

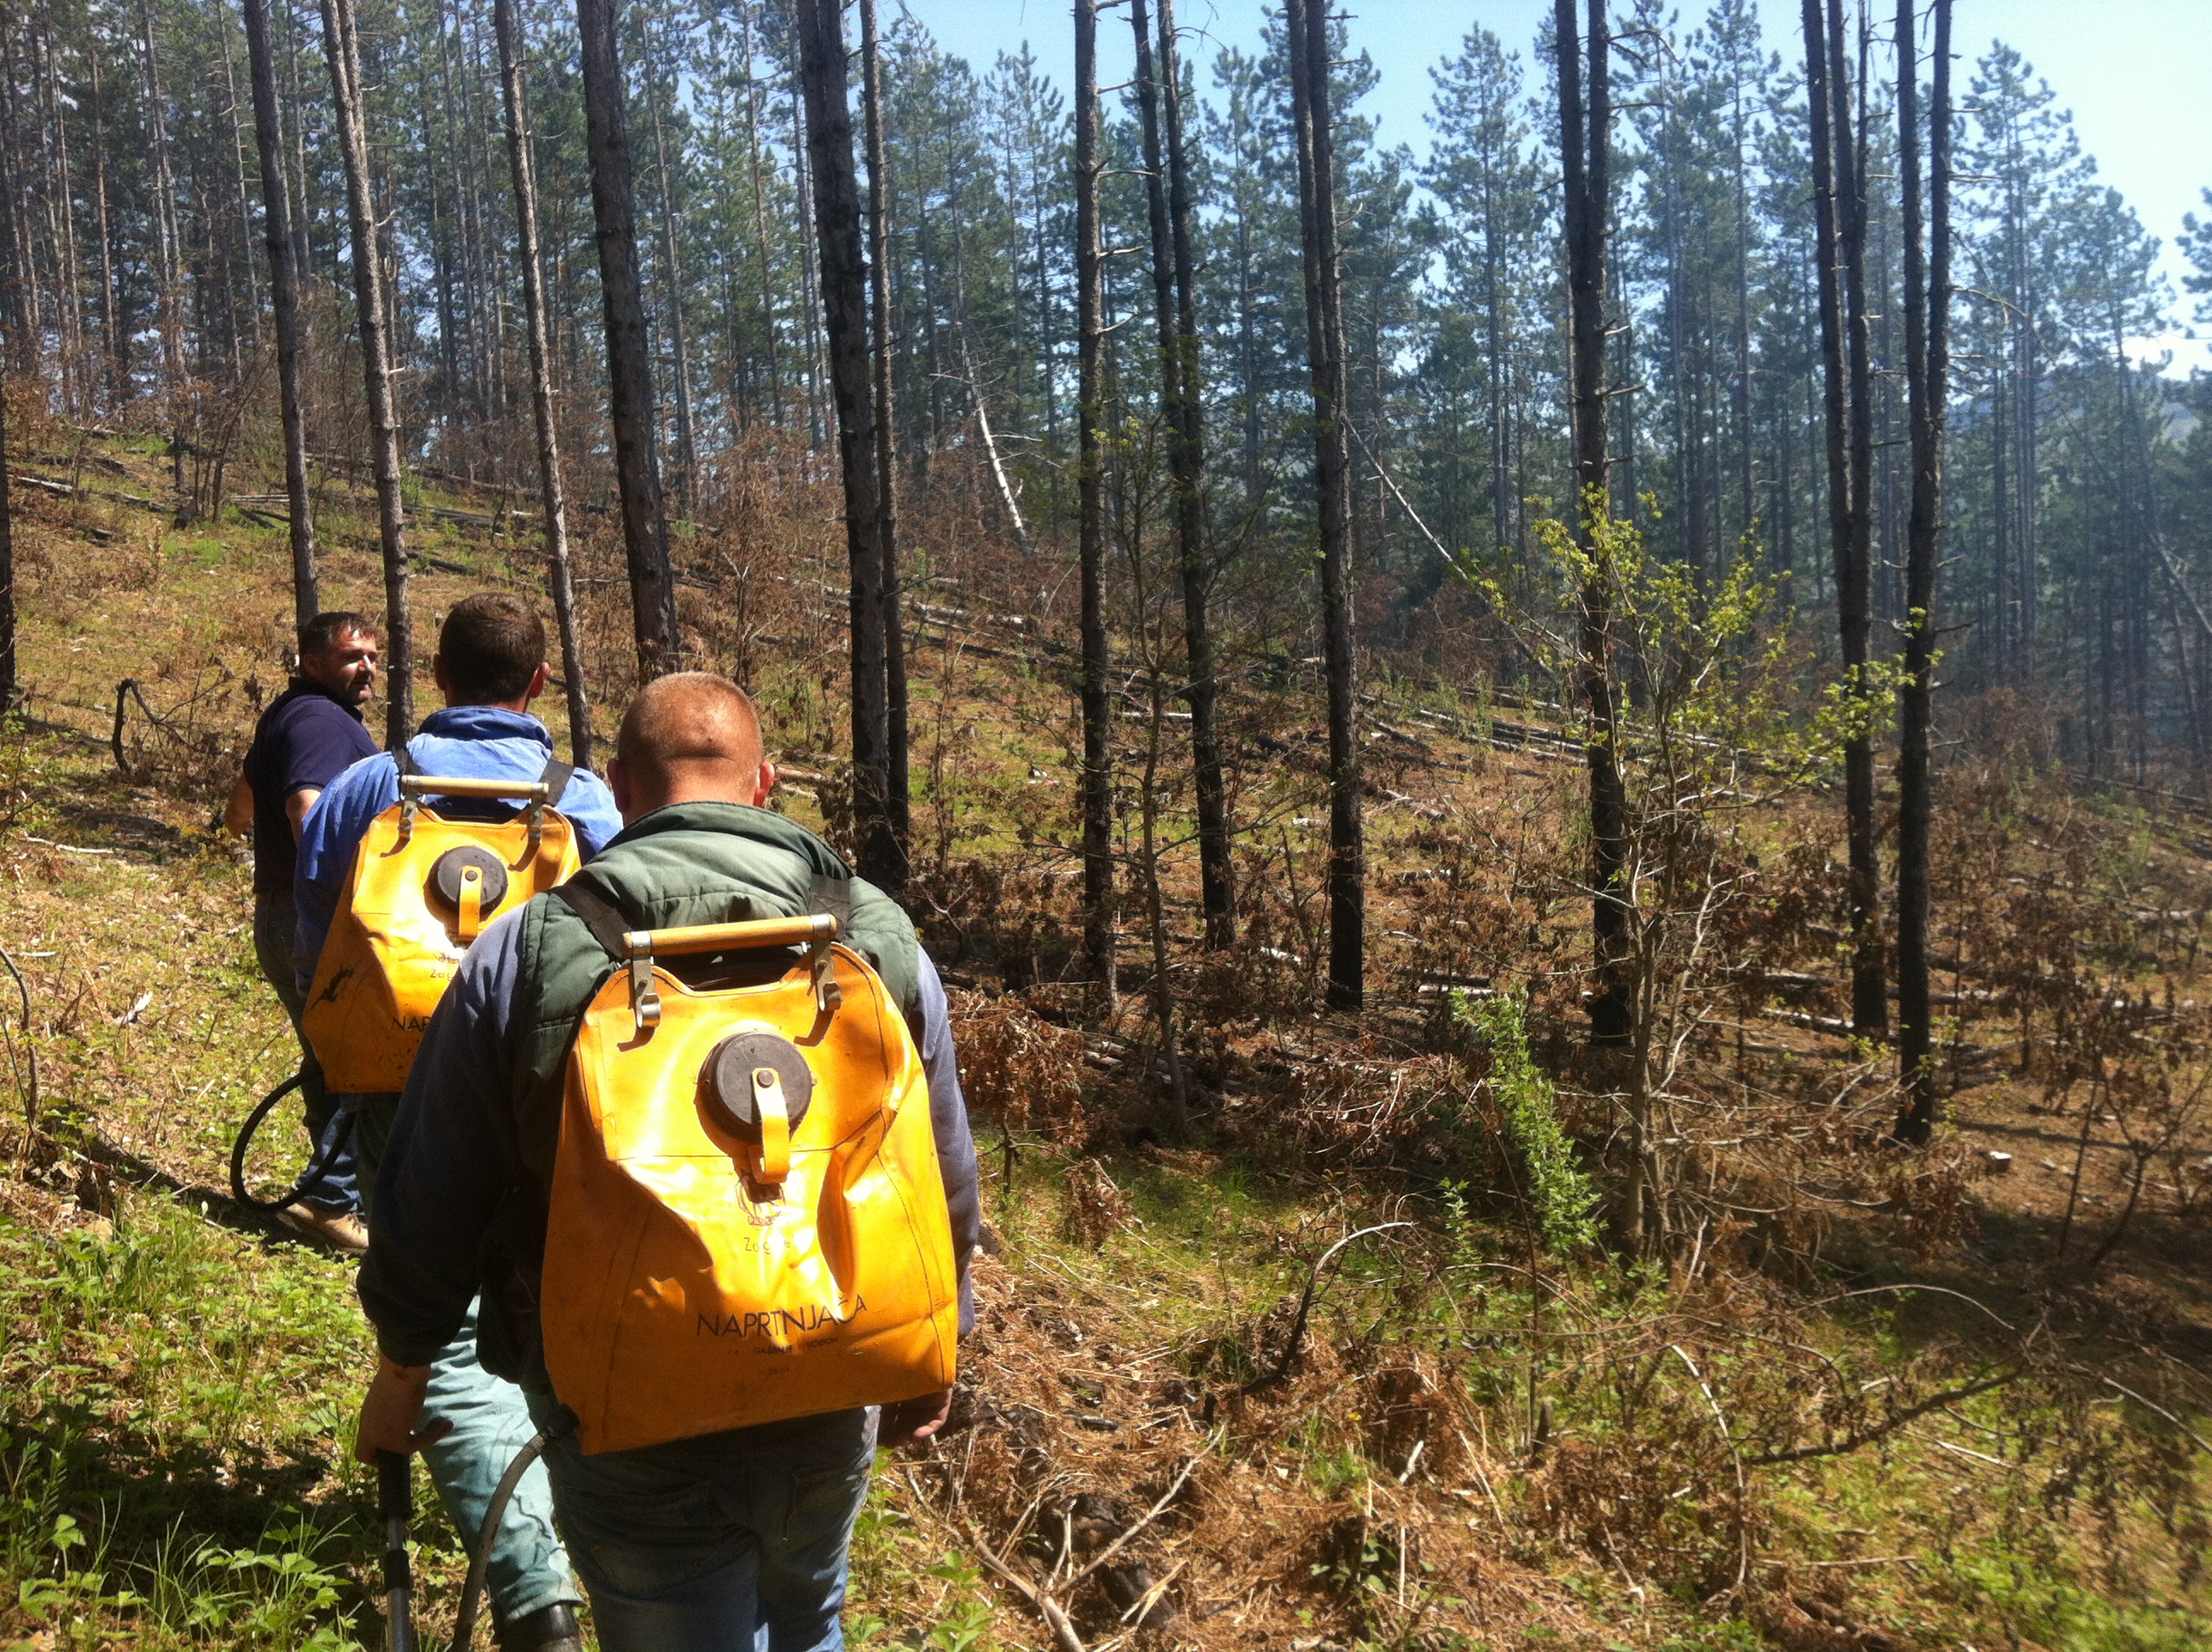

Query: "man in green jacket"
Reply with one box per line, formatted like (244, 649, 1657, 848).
(353, 673, 981, 1651)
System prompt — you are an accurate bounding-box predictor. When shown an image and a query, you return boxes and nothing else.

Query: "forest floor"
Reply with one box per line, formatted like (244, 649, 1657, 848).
(3, 418, 2211, 1651)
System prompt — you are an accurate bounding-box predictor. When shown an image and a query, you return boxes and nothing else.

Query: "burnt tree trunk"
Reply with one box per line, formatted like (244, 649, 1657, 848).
(0, 339, 13, 712)
(1286, 0, 1363, 1010)
(1075, 0, 1115, 1009)
(577, 0, 682, 681)
(795, 0, 898, 888)
(1894, 0, 1953, 1143)
(646, 27, 695, 519)
(320, 0, 414, 745)
(861, 0, 909, 869)
(1803, 0, 1887, 1038)
(1556, 0, 1632, 1045)
(1132, 0, 1233, 949)
(242, 0, 318, 628)
(494, 0, 592, 767)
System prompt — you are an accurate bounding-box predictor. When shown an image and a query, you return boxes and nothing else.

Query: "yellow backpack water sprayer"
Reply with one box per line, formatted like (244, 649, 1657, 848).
(231, 758, 579, 1215)
(303, 759, 581, 1092)
(439, 891, 961, 1649)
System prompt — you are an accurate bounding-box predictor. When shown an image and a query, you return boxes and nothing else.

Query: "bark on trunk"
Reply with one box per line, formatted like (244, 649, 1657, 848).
(795, 0, 898, 889)
(860, 0, 908, 867)
(1137, 0, 1233, 948)
(494, 0, 592, 767)
(140, 0, 188, 497)
(576, 0, 681, 681)
(1894, 0, 1951, 1142)
(1802, 0, 1886, 1040)
(242, 0, 318, 628)
(1556, 0, 1632, 1045)
(0, 341, 13, 711)
(1286, 0, 1363, 1010)
(1075, 0, 1116, 1009)
(320, 0, 414, 747)
(647, 32, 695, 518)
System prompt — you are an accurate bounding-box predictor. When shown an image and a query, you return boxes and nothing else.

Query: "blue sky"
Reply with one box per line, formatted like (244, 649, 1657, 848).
(916, 0, 2212, 374)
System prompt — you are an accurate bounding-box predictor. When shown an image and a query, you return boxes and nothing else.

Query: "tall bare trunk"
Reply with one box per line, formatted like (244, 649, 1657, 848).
(795, 0, 898, 889)
(575, 0, 681, 680)
(1895, 0, 1952, 1143)
(1557, 0, 1631, 1046)
(216, 15, 262, 350)
(140, 0, 187, 493)
(860, 0, 908, 865)
(1133, 0, 1233, 948)
(646, 21, 695, 518)
(320, 0, 414, 745)
(494, 0, 591, 766)
(1286, 0, 1362, 1010)
(242, 0, 318, 627)
(0, 340, 13, 710)
(88, 49, 122, 408)
(1074, 0, 1115, 1009)
(1802, 0, 1886, 1040)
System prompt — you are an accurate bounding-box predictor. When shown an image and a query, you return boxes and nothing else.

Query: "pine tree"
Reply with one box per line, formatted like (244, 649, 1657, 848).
(1286, 0, 1363, 1010)
(576, 0, 681, 681)
(795, 0, 898, 889)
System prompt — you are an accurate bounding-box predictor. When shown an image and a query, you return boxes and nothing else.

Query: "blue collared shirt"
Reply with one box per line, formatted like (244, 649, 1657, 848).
(293, 705, 623, 994)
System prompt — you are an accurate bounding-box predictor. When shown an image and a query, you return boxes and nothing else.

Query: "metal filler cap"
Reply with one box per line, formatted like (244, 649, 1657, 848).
(705, 1030, 814, 1147)
(428, 846, 511, 914)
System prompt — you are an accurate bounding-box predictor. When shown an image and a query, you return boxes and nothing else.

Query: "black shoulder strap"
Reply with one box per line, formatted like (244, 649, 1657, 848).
(807, 873, 855, 933)
(393, 743, 416, 780)
(537, 753, 575, 806)
(553, 879, 634, 960)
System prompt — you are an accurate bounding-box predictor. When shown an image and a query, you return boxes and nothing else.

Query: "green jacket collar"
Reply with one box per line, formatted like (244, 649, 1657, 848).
(606, 800, 855, 876)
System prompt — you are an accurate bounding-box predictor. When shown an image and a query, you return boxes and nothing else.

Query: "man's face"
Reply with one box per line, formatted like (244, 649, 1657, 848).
(301, 629, 380, 708)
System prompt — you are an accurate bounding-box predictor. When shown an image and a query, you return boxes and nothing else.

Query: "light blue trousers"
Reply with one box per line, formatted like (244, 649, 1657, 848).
(525, 1393, 876, 1652)
(355, 1099, 580, 1626)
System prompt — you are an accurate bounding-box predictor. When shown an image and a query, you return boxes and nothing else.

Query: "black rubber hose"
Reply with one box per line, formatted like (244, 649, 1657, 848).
(451, 1430, 550, 1650)
(378, 1451, 416, 1652)
(228, 1073, 358, 1213)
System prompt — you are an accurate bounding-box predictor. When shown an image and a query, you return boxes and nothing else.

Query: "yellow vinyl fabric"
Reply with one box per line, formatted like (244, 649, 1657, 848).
(541, 943, 959, 1455)
(303, 802, 581, 1092)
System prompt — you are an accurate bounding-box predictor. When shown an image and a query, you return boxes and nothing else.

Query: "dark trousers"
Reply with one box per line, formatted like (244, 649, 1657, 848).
(251, 896, 360, 1214)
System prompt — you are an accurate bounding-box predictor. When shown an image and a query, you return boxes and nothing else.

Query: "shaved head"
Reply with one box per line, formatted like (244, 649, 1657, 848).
(608, 673, 773, 820)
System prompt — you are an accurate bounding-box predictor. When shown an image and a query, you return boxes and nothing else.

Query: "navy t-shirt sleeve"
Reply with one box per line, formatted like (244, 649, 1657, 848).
(280, 699, 379, 796)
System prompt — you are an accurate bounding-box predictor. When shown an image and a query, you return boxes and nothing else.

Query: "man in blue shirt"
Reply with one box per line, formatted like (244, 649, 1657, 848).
(297, 592, 620, 1652)
(228, 610, 382, 1254)
(353, 673, 981, 1652)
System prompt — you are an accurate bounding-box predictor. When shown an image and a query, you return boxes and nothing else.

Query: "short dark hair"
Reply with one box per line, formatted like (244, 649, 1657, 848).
(438, 592, 547, 704)
(299, 610, 378, 659)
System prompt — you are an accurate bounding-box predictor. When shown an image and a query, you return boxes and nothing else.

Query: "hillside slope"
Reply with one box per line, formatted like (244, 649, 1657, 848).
(2, 422, 2209, 1650)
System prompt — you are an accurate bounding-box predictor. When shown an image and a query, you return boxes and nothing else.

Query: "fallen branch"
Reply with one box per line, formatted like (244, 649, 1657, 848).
(969, 1536, 1086, 1652)
(1741, 1370, 2018, 1468)
(1061, 1457, 1199, 1594)
(0, 940, 38, 1131)
(1244, 1222, 1415, 1392)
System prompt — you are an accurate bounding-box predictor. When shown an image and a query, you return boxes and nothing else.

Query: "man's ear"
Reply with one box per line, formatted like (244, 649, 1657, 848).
(524, 661, 550, 705)
(606, 757, 635, 821)
(431, 654, 451, 701)
(753, 760, 777, 807)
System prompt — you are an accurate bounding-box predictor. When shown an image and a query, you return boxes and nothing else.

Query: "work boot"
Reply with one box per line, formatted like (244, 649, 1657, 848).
(497, 1603, 583, 1652)
(276, 1204, 369, 1254)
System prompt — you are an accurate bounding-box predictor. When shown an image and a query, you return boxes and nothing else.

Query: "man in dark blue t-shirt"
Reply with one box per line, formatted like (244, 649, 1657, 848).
(227, 610, 381, 1251)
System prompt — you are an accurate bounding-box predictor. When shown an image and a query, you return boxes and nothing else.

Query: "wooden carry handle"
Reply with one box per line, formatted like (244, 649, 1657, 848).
(622, 914, 838, 958)
(399, 775, 551, 801)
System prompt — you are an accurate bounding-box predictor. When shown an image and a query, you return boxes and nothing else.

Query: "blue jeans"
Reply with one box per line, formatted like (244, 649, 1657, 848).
(251, 896, 359, 1214)
(353, 1102, 580, 1626)
(525, 1395, 876, 1652)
